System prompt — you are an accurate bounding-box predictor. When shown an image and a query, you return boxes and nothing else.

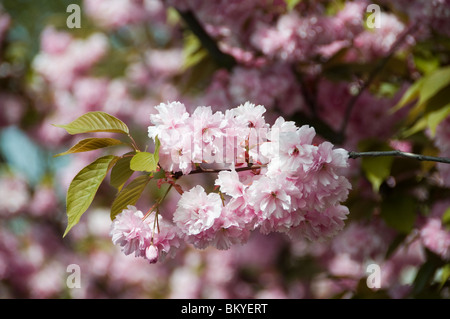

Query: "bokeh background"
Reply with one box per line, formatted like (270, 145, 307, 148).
(0, 0, 449, 298)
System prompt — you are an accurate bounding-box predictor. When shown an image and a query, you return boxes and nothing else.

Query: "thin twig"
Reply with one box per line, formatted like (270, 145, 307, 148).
(348, 150, 450, 165)
(143, 183, 173, 221)
(193, 164, 265, 174)
(127, 134, 141, 152)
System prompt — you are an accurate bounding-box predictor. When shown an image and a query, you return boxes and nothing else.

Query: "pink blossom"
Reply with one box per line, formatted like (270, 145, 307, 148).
(84, 0, 152, 29)
(173, 185, 223, 249)
(437, 160, 450, 188)
(351, 13, 406, 61)
(330, 1, 366, 39)
(435, 117, 450, 152)
(215, 169, 246, 198)
(251, 13, 313, 62)
(230, 101, 268, 131)
(332, 220, 395, 262)
(432, 117, 450, 186)
(287, 205, 350, 242)
(248, 174, 301, 234)
(110, 205, 181, 263)
(145, 214, 182, 263)
(159, 133, 194, 175)
(379, 0, 450, 38)
(316, 40, 350, 59)
(379, 237, 425, 297)
(327, 253, 364, 279)
(28, 261, 65, 298)
(39, 26, 72, 55)
(148, 101, 194, 173)
(71, 77, 109, 112)
(210, 206, 252, 250)
(275, 128, 317, 174)
(251, 8, 356, 63)
(168, 259, 202, 298)
(227, 66, 294, 110)
(297, 143, 351, 210)
(0, 175, 30, 216)
(147, 101, 352, 247)
(0, 93, 26, 127)
(419, 201, 450, 260)
(420, 218, 450, 260)
(389, 140, 413, 153)
(146, 49, 184, 78)
(148, 101, 190, 143)
(29, 185, 58, 217)
(189, 106, 227, 163)
(263, 124, 317, 176)
(317, 79, 409, 150)
(0, 11, 11, 48)
(110, 206, 152, 258)
(33, 30, 108, 89)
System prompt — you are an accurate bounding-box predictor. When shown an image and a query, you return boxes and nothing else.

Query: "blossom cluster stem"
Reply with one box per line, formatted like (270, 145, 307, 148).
(173, 151, 450, 180)
(173, 164, 267, 179)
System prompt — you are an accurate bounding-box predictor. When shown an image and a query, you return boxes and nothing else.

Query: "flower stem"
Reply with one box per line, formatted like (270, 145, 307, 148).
(127, 134, 141, 152)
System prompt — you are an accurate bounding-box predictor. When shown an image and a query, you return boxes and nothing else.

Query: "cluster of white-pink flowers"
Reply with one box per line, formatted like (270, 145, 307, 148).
(110, 205, 181, 264)
(110, 101, 352, 263)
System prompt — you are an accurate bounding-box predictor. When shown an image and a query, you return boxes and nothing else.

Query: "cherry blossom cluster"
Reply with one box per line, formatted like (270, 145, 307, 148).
(110, 101, 352, 263)
(379, 0, 450, 38)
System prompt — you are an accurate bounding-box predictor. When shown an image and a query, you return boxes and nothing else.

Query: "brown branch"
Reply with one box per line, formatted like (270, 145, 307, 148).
(348, 150, 450, 164)
(290, 66, 344, 144)
(173, 164, 266, 179)
(176, 9, 237, 70)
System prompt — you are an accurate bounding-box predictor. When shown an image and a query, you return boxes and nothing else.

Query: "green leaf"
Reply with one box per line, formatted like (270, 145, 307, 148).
(110, 175, 152, 220)
(153, 136, 161, 164)
(401, 103, 450, 138)
(427, 103, 450, 136)
(377, 82, 400, 98)
(440, 264, 450, 290)
(53, 111, 129, 135)
(385, 233, 407, 259)
(442, 207, 450, 230)
(417, 66, 450, 108)
(54, 138, 124, 157)
(183, 32, 208, 70)
(358, 141, 394, 192)
(395, 67, 450, 124)
(63, 155, 118, 237)
(400, 116, 428, 138)
(390, 77, 423, 113)
(152, 169, 166, 180)
(110, 155, 135, 190)
(380, 196, 416, 234)
(413, 55, 439, 75)
(361, 156, 394, 192)
(411, 260, 439, 297)
(286, 0, 302, 11)
(130, 151, 158, 172)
